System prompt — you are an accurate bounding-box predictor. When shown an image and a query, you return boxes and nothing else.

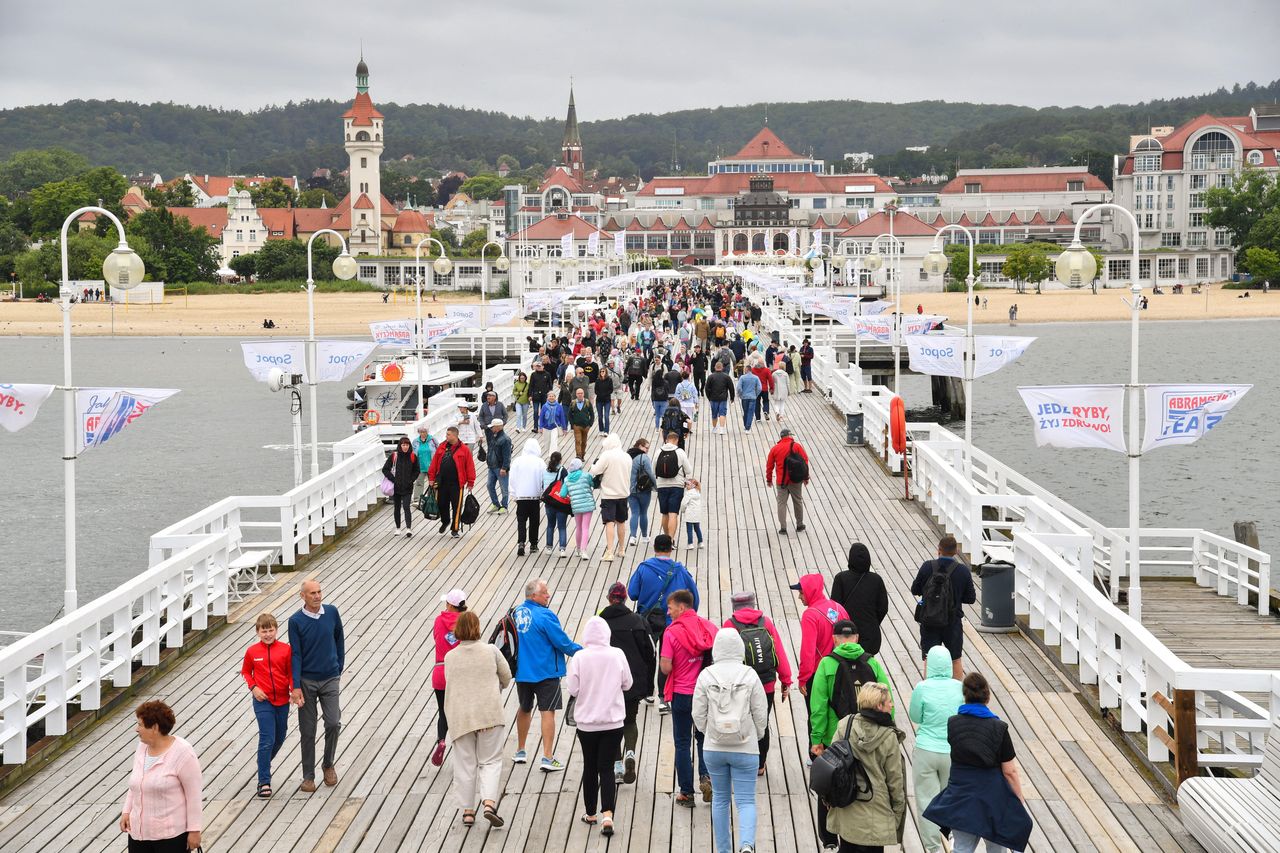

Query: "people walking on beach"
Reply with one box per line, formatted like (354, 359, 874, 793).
(831, 543, 889, 656)
(510, 437, 544, 556)
(530, 362, 553, 429)
(591, 434, 632, 560)
(910, 534, 975, 680)
(543, 451, 570, 556)
(430, 589, 467, 768)
(770, 357, 789, 422)
(660, 395, 692, 450)
(654, 432, 691, 539)
(910, 645, 965, 853)
(725, 590, 793, 773)
(599, 581, 656, 786)
(241, 614, 296, 799)
(628, 533, 698, 709)
(512, 578, 582, 772)
(565, 616, 633, 837)
(479, 391, 507, 449)
(750, 355, 774, 422)
(800, 337, 815, 393)
(705, 362, 735, 435)
(793, 572, 848, 710)
(922, 672, 1033, 853)
(627, 437, 656, 545)
(289, 580, 345, 792)
(120, 700, 203, 852)
(513, 372, 531, 431)
(443, 610, 511, 828)
(383, 436, 418, 537)
(823, 682, 907, 853)
(485, 420, 511, 514)
(661, 589, 717, 806)
(428, 426, 477, 538)
(650, 367, 670, 428)
(766, 427, 809, 535)
(412, 424, 438, 508)
(538, 389, 568, 456)
(693, 627, 769, 853)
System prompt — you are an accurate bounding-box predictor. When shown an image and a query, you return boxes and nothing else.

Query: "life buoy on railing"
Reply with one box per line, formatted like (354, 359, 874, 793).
(363, 410, 380, 426)
(890, 395, 907, 455)
(381, 362, 404, 383)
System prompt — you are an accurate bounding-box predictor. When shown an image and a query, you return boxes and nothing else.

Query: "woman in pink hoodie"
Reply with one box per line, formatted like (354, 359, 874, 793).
(430, 589, 467, 768)
(565, 615, 633, 837)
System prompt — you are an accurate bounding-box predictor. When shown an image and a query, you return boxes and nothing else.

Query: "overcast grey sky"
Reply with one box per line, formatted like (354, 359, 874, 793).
(3, 1, 1278, 118)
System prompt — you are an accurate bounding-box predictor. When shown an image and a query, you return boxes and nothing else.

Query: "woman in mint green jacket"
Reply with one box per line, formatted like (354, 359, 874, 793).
(909, 644, 965, 853)
(563, 458, 596, 559)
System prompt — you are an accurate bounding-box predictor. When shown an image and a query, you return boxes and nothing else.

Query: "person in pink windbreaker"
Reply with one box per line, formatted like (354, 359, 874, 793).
(566, 615, 633, 838)
(430, 588, 467, 769)
(724, 589, 794, 775)
(119, 700, 203, 852)
(791, 572, 849, 748)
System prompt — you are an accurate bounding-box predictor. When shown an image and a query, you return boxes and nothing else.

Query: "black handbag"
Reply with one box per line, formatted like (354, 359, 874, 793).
(460, 492, 481, 526)
(477, 444, 487, 463)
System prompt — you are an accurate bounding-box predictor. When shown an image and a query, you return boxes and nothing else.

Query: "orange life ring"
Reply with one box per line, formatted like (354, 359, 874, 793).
(381, 362, 404, 383)
(363, 410, 380, 426)
(890, 395, 907, 455)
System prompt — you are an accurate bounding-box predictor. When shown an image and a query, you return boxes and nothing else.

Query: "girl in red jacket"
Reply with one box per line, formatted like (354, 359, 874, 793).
(241, 613, 296, 798)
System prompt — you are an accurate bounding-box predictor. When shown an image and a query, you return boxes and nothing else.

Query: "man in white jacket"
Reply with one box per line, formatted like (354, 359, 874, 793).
(510, 437, 545, 557)
(590, 434, 633, 562)
(693, 628, 768, 853)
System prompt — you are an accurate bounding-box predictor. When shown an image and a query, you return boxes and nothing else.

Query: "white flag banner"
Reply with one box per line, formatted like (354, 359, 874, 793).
(1141, 384, 1252, 452)
(905, 335, 964, 378)
(422, 318, 465, 344)
(974, 336, 1036, 379)
(1018, 385, 1127, 453)
(852, 315, 895, 342)
(369, 320, 415, 348)
(446, 304, 482, 328)
(0, 383, 56, 433)
(614, 232, 625, 256)
(488, 298, 521, 326)
(587, 231, 600, 256)
(788, 228, 798, 254)
(315, 340, 377, 383)
(241, 340, 306, 381)
(857, 208, 869, 222)
(819, 298, 857, 326)
(904, 315, 946, 336)
(861, 300, 891, 315)
(560, 233, 573, 258)
(76, 387, 179, 453)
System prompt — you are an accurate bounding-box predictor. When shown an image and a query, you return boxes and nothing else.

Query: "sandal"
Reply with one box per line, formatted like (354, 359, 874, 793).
(580, 814, 598, 825)
(601, 817, 614, 837)
(256, 783, 272, 799)
(461, 809, 476, 827)
(483, 802, 504, 827)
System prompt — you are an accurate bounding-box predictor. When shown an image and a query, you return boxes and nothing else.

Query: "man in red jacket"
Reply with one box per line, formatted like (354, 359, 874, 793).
(725, 590, 793, 774)
(428, 426, 477, 538)
(765, 428, 810, 535)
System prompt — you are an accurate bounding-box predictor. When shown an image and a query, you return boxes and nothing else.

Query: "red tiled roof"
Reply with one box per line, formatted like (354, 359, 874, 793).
(603, 218, 623, 231)
(695, 217, 715, 231)
(1026, 212, 1048, 226)
(812, 215, 830, 230)
(647, 218, 669, 231)
(393, 209, 432, 233)
(353, 193, 375, 210)
(293, 208, 336, 233)
(978, 213, 998, 227)
(1052, 211, 1073, 225)
(955, 213, 975, 227)
(672, 216, 695, 230)
(1002, 212, 1023, 227)
(188, 174, 295, 198)
(727, 127, 800, 160)
(540, 167, 583, 193)
(626, 219, 647, 232)
(836, 210, 937, 238)
(166, 207, 229, 238)
(1120, 114, 1280, 173)
(939, 169, 1106, 195)
(259, 209, 296, 238)
(637, 171, 893, 197)
(342, 92, 383, 126)
(508, 214, 612, 242)
(833, 215, 852, 229)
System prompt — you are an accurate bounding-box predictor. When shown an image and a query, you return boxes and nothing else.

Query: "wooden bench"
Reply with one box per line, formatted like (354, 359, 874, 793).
(1178, 719, 1280, 851)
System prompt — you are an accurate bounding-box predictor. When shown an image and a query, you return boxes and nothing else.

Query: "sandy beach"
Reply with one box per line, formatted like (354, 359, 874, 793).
(0, 286, 1276, 337)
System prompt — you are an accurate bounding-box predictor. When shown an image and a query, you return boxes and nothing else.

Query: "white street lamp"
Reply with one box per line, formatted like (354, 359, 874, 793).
(479, 240, 509, 381)
(413, 236, 452, 421)
(926, 225, 977, 479)
(60, 206, 144, 612)
(305, 229, 357, 478)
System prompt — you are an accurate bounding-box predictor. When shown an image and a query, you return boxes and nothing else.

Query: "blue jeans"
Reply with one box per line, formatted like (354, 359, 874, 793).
(742, 398, 758, 430)
(597, 399, 611, 434)
(653, 400, 668, 428)
(953, 831, 1009, 853)
(487, 469, 508, 509)
(544, 506, 567, 548)
(669, 693, 707, 795)
(628, 491, 651, 537)
(253, 699, 289, 785)
(516, 402, 530, 430)
(686, 522, 702, 544)
(705, 750, 758, 853)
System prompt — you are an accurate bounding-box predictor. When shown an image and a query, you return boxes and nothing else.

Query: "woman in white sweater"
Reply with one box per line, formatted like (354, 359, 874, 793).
(443, 611, 512, 829)
(565, 615, 633, 837)
(693, 628, 769, 853)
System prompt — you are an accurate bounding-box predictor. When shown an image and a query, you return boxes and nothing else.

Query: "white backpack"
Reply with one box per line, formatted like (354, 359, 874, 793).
(705, 679, 754, 745)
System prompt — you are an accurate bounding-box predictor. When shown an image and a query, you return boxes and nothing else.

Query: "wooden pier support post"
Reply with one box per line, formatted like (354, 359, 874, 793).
(1173, 688, 1199, 785)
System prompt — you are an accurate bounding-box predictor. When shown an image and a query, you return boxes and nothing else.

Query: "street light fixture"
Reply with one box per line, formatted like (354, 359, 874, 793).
(926, 224, 977, 479)
(412, 236, 453, 421)
(479, 240, 509, 381)
(304, 229, 357, 478)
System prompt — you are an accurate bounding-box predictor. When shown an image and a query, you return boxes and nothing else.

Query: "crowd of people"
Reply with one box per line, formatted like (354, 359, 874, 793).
(118, 277, 1032, 853)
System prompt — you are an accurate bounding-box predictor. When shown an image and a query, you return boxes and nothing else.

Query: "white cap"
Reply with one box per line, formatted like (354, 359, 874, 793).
(489, 418, 504, 428)
(441, 588, 467, 607)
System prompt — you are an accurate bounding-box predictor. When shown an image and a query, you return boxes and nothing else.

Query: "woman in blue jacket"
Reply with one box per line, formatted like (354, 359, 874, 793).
(627, 438, 656, 545)
(564, 457, 596, 560)
(538, 389, 568, 457)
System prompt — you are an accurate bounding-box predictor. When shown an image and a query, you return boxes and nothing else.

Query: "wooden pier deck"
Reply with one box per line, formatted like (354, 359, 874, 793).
(0, 389, 1202, 852)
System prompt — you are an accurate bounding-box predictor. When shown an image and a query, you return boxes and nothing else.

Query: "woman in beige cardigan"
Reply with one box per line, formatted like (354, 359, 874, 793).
(443, 611, 512, 828)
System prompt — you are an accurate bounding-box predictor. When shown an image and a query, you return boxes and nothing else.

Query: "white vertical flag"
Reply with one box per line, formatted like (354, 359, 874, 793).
(561, 232, 573, 258)
(1141, 384, 1252, 452)
(614, 232, 625, 256)
(1017, 385, 1127, 453)
(788, 228, 797, 254)
(0, 383, 56, 433)
(587, 230, 600, 256)
(76, 388, 180, 452)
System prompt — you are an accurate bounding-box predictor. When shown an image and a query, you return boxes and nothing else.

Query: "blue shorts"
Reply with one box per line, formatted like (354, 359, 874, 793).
(709, 400, 728, 419)
(657, 486, 684, 515)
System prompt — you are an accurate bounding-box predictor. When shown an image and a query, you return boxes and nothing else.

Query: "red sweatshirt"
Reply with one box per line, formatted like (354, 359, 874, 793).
(241, 640, 293, 706)
(724, 609, 793, 692)
(432, 611, 461, 691)
(796, 574, 848, 686)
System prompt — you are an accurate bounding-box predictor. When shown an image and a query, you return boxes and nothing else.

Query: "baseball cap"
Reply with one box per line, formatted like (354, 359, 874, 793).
(489, 418, 504, 428)
(833, 619, 859, 636)
(729, 590, 756, 609)
(441, 588, 467, 607)
(607, 582, 627, 603)
(779, 428, 792, 438)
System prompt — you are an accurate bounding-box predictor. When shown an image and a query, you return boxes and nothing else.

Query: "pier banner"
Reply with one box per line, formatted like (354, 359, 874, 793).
(974, 336, 1036, 378)
(588, 231, 599, 256)
(851, 315, 945, 342)
(314, 341, 377, 383)
(905, 336, 965, 377)
(561, 233, 572, 258)
(241, 341, 306, 381)
(421, 318, 464, 344)
(1141, 384, 1253, 452)
(1017, 385, 1126, 452)
(488, 299, 521, 326)
(614, 233, 624, 256)
(76, 387, 179, 452)
(446, 304, 481, 328)
(0, 383, 55, 433)
(369, 320, 415, 347)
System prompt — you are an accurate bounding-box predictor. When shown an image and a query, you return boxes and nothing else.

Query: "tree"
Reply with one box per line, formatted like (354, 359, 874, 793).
(458, 228, 491, 257)
(26, 178, 95, 238)
(1244, 208, 1280, 257)
(380, 168, 420, 204)
(126, 207, 220, 282)
(497, 154, 521, 171)
(297, 188, 337, 208)
(1002, 244, 1052, 287)
(430, 226, 457, 254)
(0, 221, 28, 280)
(228, 253, 257, 278)
(459, 174, 506, 201)
(13, 230, 119, 286)
(0, 148, 90, 197)
(245, 177, 297, 209)
(1205, 168, 1280, 254)
(77, 166, 130, 225)
(252, 238, 340, 281)
(1242, 247, 1280, 284)
(143, 180, 196, 207)
(435, 175, 464, 208)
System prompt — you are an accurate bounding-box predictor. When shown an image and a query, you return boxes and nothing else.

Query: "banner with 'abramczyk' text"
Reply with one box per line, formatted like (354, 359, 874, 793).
(76, 387, 179, 453)
(1141, 384, 1252, 452)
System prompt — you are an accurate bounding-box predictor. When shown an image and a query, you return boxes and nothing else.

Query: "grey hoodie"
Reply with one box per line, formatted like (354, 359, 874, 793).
(692, 628, 769, 754)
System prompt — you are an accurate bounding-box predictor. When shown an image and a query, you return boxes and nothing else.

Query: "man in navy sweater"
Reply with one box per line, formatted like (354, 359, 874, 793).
(289, 579, 346, 792)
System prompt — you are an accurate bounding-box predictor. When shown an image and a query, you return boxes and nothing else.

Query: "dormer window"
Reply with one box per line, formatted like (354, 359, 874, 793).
(1067, 180, 1084, 192)
(964, 183, 981, 194)
(1247, 150, 1264, 166)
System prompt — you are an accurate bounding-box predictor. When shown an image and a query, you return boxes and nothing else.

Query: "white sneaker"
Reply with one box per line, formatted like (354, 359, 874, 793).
(405, 529, 413, 539)
(699, 542, 706, 550)
(580, 550, 588, 561)
(628, 536, 637, 546)
(559, 548, 568, 558)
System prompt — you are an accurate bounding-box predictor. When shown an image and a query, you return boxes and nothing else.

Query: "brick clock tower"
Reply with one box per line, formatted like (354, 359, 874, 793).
(561, 85, 584, 180)
(343, 55, 384, 255)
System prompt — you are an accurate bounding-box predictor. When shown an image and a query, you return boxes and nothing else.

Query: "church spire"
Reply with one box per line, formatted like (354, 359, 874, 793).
(355, 51, 369, 94)
(560, 81, 584, 178)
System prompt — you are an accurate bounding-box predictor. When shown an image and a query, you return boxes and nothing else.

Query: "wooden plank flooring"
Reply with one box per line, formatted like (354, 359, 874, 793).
(0, 385, 1202, 852)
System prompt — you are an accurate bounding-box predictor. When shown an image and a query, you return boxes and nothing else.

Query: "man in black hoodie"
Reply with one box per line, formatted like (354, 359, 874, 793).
(829, 542, 889, 656)
(599, 582, 656, 785)
(529, 362, 554, 432)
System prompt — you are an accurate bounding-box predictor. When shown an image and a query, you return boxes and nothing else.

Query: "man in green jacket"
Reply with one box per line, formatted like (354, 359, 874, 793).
(567, 387, 594, 460)
(807, 619, 893, 851)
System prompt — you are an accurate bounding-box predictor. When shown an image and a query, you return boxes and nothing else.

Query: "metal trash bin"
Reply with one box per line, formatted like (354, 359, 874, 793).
(976, 560, 1017, 633)
(845, 412, 864, 446)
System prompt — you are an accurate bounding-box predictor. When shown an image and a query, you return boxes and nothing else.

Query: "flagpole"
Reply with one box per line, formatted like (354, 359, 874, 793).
(926, 224, 976, 479)
(305, 230, 357, 478)
(414, 236, 451, 420)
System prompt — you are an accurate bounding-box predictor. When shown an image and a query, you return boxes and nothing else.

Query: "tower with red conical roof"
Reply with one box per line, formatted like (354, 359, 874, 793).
(343, 53, 384, 254)
(561, 84, 584, 180)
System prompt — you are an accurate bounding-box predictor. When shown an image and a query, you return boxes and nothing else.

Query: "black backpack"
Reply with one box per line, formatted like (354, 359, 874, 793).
(655, 448, 680, 479)
(627, 356, 646, 377)
(828, 652, 878, 720)
(730, 616, 778, 685)
(809, 715, 874, 808)
(783, 439, 809, 483)
(651, 376, 668, 398)
(917, 559, 956, 629)
(661, 408, 685, 436)
(488, 608, 520, 672)
(459, 492, 481, 527)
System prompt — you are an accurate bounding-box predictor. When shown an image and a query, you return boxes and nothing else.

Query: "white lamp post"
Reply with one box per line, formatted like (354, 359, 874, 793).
(413, 237, 453, 419)
(924, 224, 976, 479)
(479, 241, 510, 382)
(863, 208, 900, 390)
(60, 206, 145, 613)
(305, 230, 358, 478)
(1054, 204, 1143, 616)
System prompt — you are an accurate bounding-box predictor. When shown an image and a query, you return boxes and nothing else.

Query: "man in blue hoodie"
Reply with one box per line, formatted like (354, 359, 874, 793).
(627, 534, 698, 713)
(513, 577, 582, 772)
(288, 579, 345, 793)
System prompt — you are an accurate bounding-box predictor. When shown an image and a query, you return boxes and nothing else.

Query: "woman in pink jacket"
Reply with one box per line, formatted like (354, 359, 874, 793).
(430, 588, 467, 768)
(119, 700, 203, 852)
(565, 615, 633, 837)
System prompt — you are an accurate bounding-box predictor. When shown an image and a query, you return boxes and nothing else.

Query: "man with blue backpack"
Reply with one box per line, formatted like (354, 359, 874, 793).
(627, 533, 698, 714)
(910, 534, 975, 681)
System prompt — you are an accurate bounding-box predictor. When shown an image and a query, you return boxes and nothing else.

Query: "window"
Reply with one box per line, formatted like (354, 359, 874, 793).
(1214, 229, 1231, 247)
(647, 234, 668, 251)
(456, 265, 481, 277)
(1167, 176, 1175, 191)
(235, 230, 243, 240)
(1196, 258, 1209, 278)
(1190, 174, 1207, 190)
(1134, 196, 1144, 211)
(1166, 195, 1174, 210)
(1178, 258, 1191, 276)
(693, 232, 715, 250)
(978, 230, 1000, 244)
(812, 198, 827, 209)
(671, 232, 691, 251)
(1189, 213, 1206, 227)
(625, 235, 644, 250)
(1158, 258, 1176, 278)
(231, 250, 240, 257)
(652, 199, 683, 208)
(359, 265, 377, 279)
(1146, 194, 1154, 209)
(1067, 180, 1084, 192)
(1145, 176, 1156, 191)
(360, 157, 367, 169)
(919, 267, 929, 281)
(1248, 150, 1264, 166)
(964, 183, 981, 193)
(572, 196, 591, 207)
(1160, 232, 1182, 248)
(1189, 193, 1205, 208)
(524, 196, 540, 207)
(844, 197, 873, 208)
(788, 199, 799, 208)
(1190, 131, 1235, 170)
(403, 235, 412, 245)
(1139, 258, 1152, 280)
(1166, 213, 1174, 228)
(1144, 214, 1155, 229)
(249, 230, 256, 240)
(1135, 154, 1161, 172)
(1217, 174, 1233, 188)
(1107, 259, 1130, 280)
(700, 198, 716, 210)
